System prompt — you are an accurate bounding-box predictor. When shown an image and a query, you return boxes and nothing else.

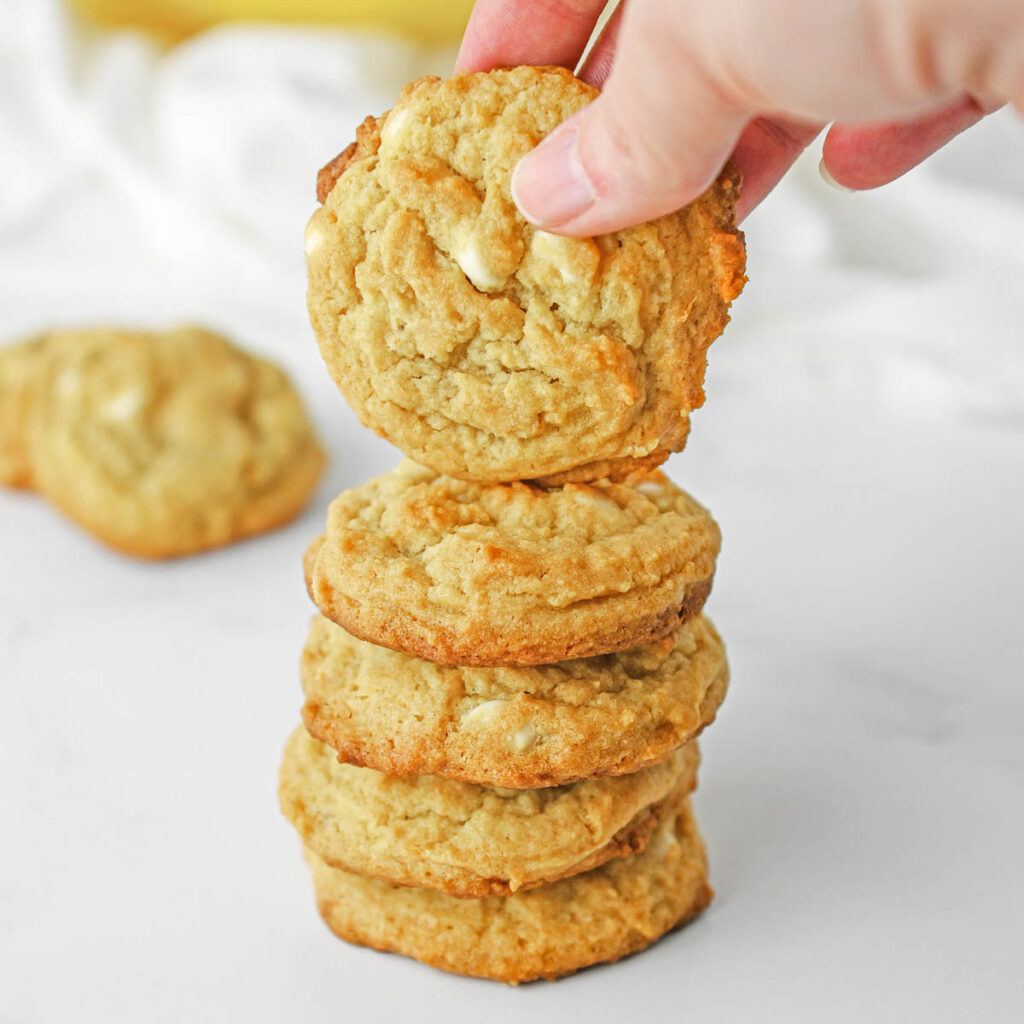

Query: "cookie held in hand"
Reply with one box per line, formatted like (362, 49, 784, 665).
(307, 66, 746, 484)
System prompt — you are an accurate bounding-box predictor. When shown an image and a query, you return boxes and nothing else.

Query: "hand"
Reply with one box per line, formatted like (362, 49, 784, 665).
(455, 0, 1021, 234)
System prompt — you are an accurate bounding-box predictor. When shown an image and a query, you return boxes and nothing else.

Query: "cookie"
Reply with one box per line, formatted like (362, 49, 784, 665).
(303, 800, 711, 983)
(279, 725, 699, 898)
(25, 326, 326, 558)
(306, 66, 746, 485)
(0, 335, 46, 488)
(301, 613, 727, 788)
(304, 460, 720, 666)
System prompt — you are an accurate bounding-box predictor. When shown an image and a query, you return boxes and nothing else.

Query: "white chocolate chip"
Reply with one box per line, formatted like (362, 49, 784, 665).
(101, 388, 144, 422)
(530, 230, 584, 285)
(651, 823, 678, 858)
(572, 490, 619, 513)
(510, 724, 537, 752)
(380, 107, 411, 148)
(55, 367, 81, 399)
(304, 214, 324, 256)
(452, 234, 505, 292)
(635, 480, 665, 496)
(463, 700, 504, 726)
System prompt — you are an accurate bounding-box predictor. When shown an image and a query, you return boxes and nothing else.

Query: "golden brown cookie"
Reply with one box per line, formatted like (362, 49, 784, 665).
(301, 613, 727, 788)
(304, 460, 720, 666)
(0, 335, 46, 489)
(280, 725, 699, 897)
(306, 66, 746, 485)
(303, 800, 711, 983)
(25, 326, 326, 558)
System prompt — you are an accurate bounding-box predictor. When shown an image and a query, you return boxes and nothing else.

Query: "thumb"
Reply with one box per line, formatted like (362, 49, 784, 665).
(510, 6, 748, 236)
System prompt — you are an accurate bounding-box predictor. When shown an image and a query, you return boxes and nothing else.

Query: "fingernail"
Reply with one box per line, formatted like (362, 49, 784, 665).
(512, 124, 596, 228)
(819, 159, 855, 192)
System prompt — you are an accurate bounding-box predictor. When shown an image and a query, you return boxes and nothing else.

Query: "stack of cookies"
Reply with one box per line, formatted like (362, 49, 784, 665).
(280, 67, 746, 983)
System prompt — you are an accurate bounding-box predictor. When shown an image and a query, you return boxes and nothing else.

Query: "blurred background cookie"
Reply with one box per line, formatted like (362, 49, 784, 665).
(0, 335, 46, 489)
(307, 67, 745, 484)
(4, 325, 325, 558)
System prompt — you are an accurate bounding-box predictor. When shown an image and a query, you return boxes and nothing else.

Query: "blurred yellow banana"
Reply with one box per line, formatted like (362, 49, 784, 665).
(69, 0, 473, 42)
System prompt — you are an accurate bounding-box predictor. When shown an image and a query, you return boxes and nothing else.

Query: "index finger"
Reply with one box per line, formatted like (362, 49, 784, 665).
(455, 0, 609, 74)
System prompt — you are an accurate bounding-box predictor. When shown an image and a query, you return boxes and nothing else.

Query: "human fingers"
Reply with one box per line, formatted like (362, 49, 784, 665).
(579, 7, 823, 223)
(730, 116, 824, 222)
(821, 97, 993, 190)
(511, 0, 748, 235)
(577, 0, 626, 86)
(579, 5, 823, 223)
(455, 0, 608, 74)
(514, 0, 1024, 234)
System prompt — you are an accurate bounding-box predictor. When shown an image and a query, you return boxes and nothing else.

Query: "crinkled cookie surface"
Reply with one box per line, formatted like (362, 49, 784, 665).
(307, 66, 746, 484)
(304, 460, 721, 666)
(304, 800, 711, 983)
(300, 613, 728, 787)
(280, 725, 699, 897)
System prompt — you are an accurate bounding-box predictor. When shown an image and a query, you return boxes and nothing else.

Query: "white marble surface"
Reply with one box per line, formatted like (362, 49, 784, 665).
(1, 5, 1023, 1022)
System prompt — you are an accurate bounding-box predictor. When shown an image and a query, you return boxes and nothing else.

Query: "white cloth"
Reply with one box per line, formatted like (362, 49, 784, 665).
(1, 3, 1022, 1022)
